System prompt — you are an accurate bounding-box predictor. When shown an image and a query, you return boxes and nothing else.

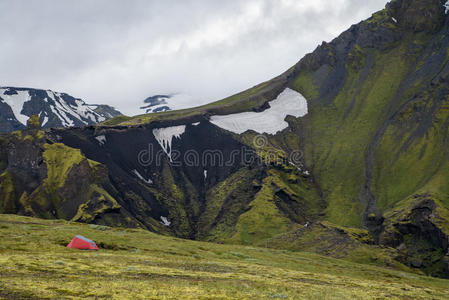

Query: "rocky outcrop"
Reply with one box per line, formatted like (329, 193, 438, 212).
(386, 0, 446, 33)
(0, 120, 139, 227)
(380, 196, 449, 277)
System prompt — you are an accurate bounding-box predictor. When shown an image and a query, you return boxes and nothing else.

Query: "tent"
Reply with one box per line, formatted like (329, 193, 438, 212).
(67, 235, 99, 250)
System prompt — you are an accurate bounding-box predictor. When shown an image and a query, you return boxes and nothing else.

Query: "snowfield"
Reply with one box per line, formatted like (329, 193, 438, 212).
(152, 125, 186, 161)
(210, 88, 308, 134)
(0, 88, 31, 125)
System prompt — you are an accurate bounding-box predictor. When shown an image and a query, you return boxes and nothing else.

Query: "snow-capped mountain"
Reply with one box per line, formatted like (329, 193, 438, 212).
(87, 103, 122, 119)
(140, 93, 211, 114)
(0, 87, 121, 133)
(140, 94, 172, 113)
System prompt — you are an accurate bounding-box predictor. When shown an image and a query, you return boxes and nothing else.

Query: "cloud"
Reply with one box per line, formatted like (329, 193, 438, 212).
(0, 0, 388, 115)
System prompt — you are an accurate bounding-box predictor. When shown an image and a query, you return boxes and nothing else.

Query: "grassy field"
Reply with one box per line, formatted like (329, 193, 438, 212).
(0, 214, 448, 300)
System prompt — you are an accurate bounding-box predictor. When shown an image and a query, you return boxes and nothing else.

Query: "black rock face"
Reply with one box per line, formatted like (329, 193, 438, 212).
(381, 197, 449, 278)
(48, 120, 262, 238)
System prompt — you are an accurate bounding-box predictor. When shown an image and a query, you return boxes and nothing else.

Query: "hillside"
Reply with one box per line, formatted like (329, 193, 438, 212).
(0, 87, 121, 133)
(1, 0, 449, 280)
(1, 214, 448, 299)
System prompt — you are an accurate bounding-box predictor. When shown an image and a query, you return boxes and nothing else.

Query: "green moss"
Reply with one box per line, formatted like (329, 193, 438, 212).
(161, 163, 184, 201)
(227, 177, 291, 245)
(373, 72, 449, 212)
(374, 126, 446, 211)
(270, 169, 323, 219)
(347, 45, 366, 71)
(300, 42, 414, 227)
(11, 130, 22, 139)
(36, 130, 45, 140)
(1, 214, 448, 299)
(157, 163, 192, 237)
(291, 70, 319, 99)
(23, 135, 33, 141)
(42, 143, 100, 189)
(18, 191, 33, 215)
(71, 184, 121, 223)
(26, 115, 41, 130)
(43, 143, 86, 188)
(100, 115, 132, 126)
(198, 168, 258, 241)
(0, 172, 16, 213)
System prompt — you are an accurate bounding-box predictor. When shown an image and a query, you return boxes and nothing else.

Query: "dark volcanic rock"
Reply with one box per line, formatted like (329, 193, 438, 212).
(380, 196, 449, 278)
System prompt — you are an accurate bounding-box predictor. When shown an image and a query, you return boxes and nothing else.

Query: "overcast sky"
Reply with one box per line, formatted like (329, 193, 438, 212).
(0, 0, 388, 115)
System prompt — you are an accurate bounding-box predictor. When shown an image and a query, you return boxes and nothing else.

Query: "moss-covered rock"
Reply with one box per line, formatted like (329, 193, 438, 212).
(380, 194, 449, 277)
(0, 131, 140, 228)
(0, 171, 16, 213)
(26, 114, 41, 131)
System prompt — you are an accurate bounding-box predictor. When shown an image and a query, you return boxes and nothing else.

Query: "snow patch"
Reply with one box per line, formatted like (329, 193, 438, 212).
(50, 105, 73, 127)
(204, 169, 207, 179)
(95, 135, 106, 146)
(192, 122, 200, 126)
(210, 88, 308, 134)
(0, 88, 31, 125)
(42, 116, 49, 127)
(132, 169, 153, 184)
(289, 161, 302, 171)
(46, 90, 105, 126)
(392, 17, 397, 23)
(160, 216, 171, 226)
(152, 125, 186, 161)
(46, 90, 55, 101)
(445, 1, 449, 14)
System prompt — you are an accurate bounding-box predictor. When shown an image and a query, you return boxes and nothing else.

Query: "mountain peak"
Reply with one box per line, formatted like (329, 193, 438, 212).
(386, 0, 447, 32)
(0, 86, 121, 133)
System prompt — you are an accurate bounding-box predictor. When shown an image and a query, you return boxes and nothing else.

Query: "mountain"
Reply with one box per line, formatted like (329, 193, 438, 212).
(1, 0, 449, 278)
(0, 87, 122, 133)
(139, 93, 209, 114)
(140, 94, 172, 113)
(89, 104, 122, 119)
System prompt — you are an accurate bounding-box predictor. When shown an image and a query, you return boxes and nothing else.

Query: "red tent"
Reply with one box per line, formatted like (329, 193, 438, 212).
(67, 235, 99, 250)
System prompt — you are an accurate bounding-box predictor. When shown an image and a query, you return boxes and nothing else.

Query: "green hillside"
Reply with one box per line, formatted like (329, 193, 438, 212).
(1, 214, 448, 300)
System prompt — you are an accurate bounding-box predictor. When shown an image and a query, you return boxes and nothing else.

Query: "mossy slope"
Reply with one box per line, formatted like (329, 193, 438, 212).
(1, 214, 449, 299)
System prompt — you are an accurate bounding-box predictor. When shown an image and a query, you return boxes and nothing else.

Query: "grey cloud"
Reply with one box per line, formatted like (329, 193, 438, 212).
(0, 0, 388, 115)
